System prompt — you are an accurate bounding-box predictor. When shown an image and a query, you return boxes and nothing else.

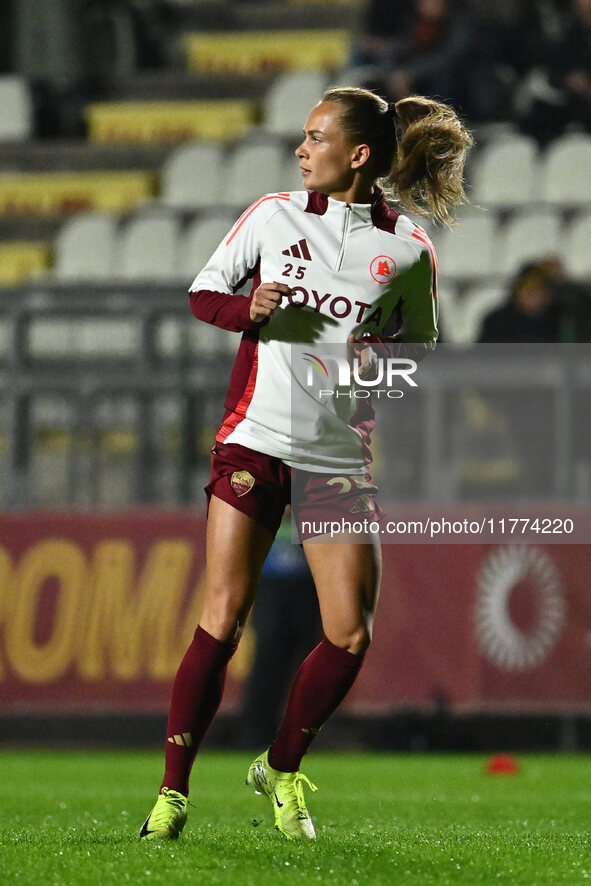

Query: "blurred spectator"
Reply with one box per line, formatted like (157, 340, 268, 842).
(539, 256, 591, 342)
(15, 0, 169, 137)
(478, 259, 591, 343)
(462, 0, 569, 73)
(349, 0, 413, 70)
(478, 262, 562, 343)
(127, 0, 174, 69)
(351, 0, 505, 121)
(458, 1, 569, 122)
(384, 0, 472, 106)
(0, 0, 14, 73)
(519, 0, 591, 142)
(80, 0, 170, 84)
(15, 0, 139, 137)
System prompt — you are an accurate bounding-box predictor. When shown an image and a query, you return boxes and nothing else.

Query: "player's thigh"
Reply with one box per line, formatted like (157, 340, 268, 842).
(302, 539, 381, 649)
(201, 495, 275, 634)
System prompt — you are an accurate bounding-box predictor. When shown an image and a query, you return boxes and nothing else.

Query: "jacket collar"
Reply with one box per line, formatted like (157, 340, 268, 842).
(305, 188, 399, 233)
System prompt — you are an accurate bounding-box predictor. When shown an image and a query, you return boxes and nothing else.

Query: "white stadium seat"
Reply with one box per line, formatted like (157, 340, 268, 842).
(436, 212, 498, 283)
(263, 71, 329, 138)
(433, 283, 457, 341)
(539, 133, 591, 207)
(53, 213, 119, 282)
(179, 214, 237, 280)
(161, 142, 225, 211)
(116, 209, 182, 281)
(495, 209, 563, 277)
(221, 140, 285, 209)
(445, 284, 506, 344)
(563, 213, 591, 282)
(0, 75, 33, 141)
(470, 135, 539, 209)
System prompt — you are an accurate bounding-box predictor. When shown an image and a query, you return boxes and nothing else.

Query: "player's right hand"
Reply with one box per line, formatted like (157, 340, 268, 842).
(249, 282, 291, 323)
(347, 333, 380, 381)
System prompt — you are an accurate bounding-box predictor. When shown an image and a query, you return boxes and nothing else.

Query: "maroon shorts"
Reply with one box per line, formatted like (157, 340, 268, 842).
(205, 442, 383, 540)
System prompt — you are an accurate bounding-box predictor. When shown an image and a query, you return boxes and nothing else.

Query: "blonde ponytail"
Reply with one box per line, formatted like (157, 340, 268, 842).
(389, 95, 474, 226)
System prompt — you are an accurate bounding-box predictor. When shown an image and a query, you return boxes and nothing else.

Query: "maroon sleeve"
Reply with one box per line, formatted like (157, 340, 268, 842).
(189, 289, 267, 333)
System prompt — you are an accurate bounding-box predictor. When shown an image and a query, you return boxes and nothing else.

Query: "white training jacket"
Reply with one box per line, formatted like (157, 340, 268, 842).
(189, 188, 438, 473)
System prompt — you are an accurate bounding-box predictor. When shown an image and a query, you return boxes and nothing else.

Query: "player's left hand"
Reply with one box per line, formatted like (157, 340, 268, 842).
(347, 333, 379, 381)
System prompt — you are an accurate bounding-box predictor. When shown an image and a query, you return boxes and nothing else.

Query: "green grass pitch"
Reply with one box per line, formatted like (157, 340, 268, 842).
(1, 750, 590, 885)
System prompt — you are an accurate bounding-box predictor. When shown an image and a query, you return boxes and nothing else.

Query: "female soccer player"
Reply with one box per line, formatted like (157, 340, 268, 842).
(140, 87, 473, 841)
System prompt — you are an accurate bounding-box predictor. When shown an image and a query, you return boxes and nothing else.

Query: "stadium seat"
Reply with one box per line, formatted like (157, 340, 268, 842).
(435, 212, 498, 283)
(179, 214, 237, 281)
(221, 140, 285, 209)
(495, 209, 563, 277)
(263, 71, 329, 138)
(160, 142, 226, 211)
(0, 75, 33, 141)
(116, 209, 182, 281)
(539, 133, 591, 207)
(563, 213, 591, 282)
(444, 284, 506, 344)
(469, 135, 539, 208)
(433, 283, 458, 343)
(53, 213, 119, 282)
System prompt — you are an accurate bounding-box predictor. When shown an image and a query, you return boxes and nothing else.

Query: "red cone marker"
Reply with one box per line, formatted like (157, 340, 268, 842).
(485, 754, 520, 775)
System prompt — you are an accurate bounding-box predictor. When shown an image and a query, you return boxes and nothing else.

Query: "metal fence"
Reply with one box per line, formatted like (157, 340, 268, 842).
(0, 283, 589, 510)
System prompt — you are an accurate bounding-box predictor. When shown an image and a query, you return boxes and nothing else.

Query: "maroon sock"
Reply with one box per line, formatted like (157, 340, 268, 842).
(268, 637, 364, 773)
(161, 625, 237, 796)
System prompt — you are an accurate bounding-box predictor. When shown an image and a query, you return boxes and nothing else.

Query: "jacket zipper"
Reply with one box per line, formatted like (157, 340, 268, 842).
(335, 204, 352, 271)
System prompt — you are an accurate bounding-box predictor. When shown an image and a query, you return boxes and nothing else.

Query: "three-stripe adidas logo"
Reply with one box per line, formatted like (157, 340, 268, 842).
(282, 239, 312, 260)
(168, 733, 194, 747)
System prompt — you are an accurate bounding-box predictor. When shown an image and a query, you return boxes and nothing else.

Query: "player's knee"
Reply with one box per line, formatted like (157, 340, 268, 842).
(200, 615, 242, 644)
(349, 625, 372, 655)
(200, 591, 249, 643)
(331, 623, 372, 656)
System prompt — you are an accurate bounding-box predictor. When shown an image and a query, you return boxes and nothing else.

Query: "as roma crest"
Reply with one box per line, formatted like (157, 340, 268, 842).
(230, 470, 255, 497)
(370, 255, 396, 284)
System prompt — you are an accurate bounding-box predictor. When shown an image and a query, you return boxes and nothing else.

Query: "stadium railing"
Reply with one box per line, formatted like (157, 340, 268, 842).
(0, 284, 589, 510)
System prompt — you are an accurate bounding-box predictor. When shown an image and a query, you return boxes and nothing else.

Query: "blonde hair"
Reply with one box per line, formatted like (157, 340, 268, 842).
(323, 87, 473, 225)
